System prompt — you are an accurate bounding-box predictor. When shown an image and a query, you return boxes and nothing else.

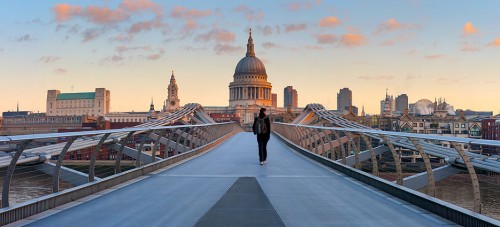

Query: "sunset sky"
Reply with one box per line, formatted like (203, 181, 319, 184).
(1, 0, 499, 115)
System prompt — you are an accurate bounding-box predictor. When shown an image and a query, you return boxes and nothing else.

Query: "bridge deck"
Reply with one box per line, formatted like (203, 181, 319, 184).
(18, 132, 456, 226)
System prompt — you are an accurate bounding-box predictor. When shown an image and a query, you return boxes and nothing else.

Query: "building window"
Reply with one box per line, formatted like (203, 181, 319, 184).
(455, 123, 459, 128)
(461, 124, 466, 128)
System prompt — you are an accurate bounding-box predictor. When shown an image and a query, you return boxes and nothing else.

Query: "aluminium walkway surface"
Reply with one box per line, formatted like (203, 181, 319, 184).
(17, 132, 457, 227)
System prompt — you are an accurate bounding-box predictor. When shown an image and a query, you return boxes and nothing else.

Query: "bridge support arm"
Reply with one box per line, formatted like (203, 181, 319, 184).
(115, 132, 134, 174)
(89, 133, 111, 182)
(450, 141, 482, 213)
(2, 140, 32, 208)
(380, 135, 403, 185)
(409, 138, 436, 196)
(53, 136, 78, 193)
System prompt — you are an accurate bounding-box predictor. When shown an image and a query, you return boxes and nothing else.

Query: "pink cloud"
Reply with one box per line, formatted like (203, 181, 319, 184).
(374, 18, 418, 34)
(196, 29, 236, 43)
(425, 55, 444, 60)
(463, 22, 479, 35)
(146, 54, 161, 60)
(128, 18, 166, 34)
(284, 23, 307, 32)
(487, 38, 500, 47)
(233, 5, 264, 21)
(53, 1, 162, 24)
(316, 34, 336, 44)
(54, 68, 67, 74)
(115, 45, 152, 54)
(182, 20, 201, 34)
(170, 6, 211, 19)
(213, 44, 243, 55)
(340, 33, 366, 47)
(40, 56, 61, 63)
(53, 4, 82, 22)
(287, 2, 312, 11)
(318, 16, 341, 28)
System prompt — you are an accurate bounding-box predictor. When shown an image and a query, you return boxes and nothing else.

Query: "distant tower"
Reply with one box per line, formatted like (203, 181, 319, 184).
(148, 98, 157, 120)
(164, 71, 180, 112)
(284, 86, 298, 108)
(337, 88, 352, 113)
(361, 105, 365, 116)
(395, 94, 409, 113)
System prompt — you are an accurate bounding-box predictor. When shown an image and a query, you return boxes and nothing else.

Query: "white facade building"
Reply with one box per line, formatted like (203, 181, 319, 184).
(46, 88, 110, 117)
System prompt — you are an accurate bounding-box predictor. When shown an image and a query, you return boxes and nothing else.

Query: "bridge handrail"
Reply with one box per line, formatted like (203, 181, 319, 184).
(0, 122, 235, 142)
(274, 122, 500, 147)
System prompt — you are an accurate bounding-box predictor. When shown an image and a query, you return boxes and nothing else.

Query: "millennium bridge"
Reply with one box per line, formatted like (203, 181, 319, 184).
(1, 104, 499, 226)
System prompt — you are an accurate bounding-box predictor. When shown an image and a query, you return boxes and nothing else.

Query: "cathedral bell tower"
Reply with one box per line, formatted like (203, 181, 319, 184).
(164, 71, 180, 112)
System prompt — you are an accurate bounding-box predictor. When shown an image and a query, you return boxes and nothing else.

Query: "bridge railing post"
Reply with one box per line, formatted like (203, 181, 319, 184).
(89, 133, 111, 182)
(2, 140, 32, 208)
(450, 141, 482, 213)
(53, 136, 78, 193)
(115, 132, 134, 174)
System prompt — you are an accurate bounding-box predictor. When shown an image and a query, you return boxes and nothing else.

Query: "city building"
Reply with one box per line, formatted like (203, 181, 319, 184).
(481, 118, 500, 155)
(204, 30, 303, 130)
(380, 89, 395, 116)
(395, 94, 408, 114)
(46, 88, 110, 117)
(410, 98, 454, 116)
(271, 93, 277, 109)
(0, 113, 96, 136)
(163, 71, 180, 112)
(337, 88, 352, 114)
(284, 86, 298, 108)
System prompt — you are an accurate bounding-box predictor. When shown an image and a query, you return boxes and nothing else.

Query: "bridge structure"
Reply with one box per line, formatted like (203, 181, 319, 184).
(0, 103, 499, 226)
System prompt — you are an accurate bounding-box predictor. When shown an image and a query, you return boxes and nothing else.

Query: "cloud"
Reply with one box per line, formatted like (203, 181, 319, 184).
(256, 25, 274, 36)
(358, 75, 394, 81)
(111, 34, 134, 42)
(0, 48, 4, 52)
(318, 16, 341, 28)
(460, 42, 480, 52)
(262, 42, 279, 48)
(53, 0, 162, 24)
(53, 68, 67, 74)
(379, 34, 414, 46)
(170, 6, 211, 19)
(233, 5, 264, 21)
(374, 18, 418, 35)
(213, 44, 243, 55)
(40, 56, 61, 63)
(116, 45, 152, 54)
(145, 48, 164, 60)
(284, 23, 307, 32)
(128, 17, 167, 34)
(425, 55, 444, 60)
(340, 33, 366, 47)
(16, 34, 33, 42)
(286, 2, 312, 11)
(463, 22, 479, 35)
(316, 34, 336, 44)
(195, 29, 236, 43)
(487, 38, 500, 47)
(82, 28, 102, 42)
(53, 4, 82, 22)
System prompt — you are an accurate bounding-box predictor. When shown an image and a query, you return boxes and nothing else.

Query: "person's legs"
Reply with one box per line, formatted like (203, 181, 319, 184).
(257, 136, 264, 163)
(263, 137, 269, 162)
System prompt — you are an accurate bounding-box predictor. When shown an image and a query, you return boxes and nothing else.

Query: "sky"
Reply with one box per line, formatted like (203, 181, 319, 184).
(1, 0, 499, 115)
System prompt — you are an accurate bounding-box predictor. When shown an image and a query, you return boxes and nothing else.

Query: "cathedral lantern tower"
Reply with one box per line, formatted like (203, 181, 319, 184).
(229, 29, 272, 107)
(164, 71, 180, 112)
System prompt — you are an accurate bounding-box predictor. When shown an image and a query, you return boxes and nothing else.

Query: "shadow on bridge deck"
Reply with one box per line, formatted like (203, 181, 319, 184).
(18, 132, 456, 227)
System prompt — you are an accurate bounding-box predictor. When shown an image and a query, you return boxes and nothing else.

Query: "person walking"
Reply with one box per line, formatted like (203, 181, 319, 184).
(253, 108, 271, 165)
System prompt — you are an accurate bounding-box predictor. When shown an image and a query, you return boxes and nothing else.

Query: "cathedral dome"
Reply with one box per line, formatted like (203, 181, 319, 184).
(235, 56, 266, 75)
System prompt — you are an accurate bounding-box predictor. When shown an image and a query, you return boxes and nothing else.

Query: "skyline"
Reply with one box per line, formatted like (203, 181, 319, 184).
(1, 1, 500, 115)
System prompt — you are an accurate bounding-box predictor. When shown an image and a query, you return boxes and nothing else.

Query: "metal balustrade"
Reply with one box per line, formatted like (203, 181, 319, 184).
(272, 122, 500, 214)
(0, 122, 243, 215)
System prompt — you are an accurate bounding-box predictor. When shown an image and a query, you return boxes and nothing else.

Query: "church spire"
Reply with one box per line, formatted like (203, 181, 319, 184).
(150, 98, 155, 111)
(246, 28, 255, 57)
